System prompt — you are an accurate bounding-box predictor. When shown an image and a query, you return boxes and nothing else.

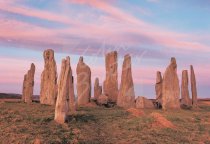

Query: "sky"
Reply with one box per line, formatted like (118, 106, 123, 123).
(0, 0, 210, 98)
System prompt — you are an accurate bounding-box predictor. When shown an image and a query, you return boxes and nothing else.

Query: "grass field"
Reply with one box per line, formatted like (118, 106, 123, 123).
(0, 99, 210, 144)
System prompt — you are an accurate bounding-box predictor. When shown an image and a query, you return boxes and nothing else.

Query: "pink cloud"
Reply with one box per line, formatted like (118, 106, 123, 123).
(0, 1, 76, 25)
(0, 0, 209, 58)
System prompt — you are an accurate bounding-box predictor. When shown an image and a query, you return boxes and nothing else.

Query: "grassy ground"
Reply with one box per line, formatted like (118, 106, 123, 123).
(0, 100, 210, 144)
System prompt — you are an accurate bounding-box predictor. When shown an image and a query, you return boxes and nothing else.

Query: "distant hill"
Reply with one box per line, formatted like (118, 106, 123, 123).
(0, 93, 39, 100)
(0, 93, 21, 99)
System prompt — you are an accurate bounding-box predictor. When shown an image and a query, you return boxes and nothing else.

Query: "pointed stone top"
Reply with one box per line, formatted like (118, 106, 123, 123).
(66, 56, 70, 65)
(124, 54, 131, 59)
(170, 57, 177, 69)
(156, 71, 162, 84)
(79, 56, 83, 63)
(61, 58, 66, 64)
(157, 71, 161, 75)
(190, 65, 194, 69)
(31, 63, 35, 69)
(106, 51, 117, 56)
(95, 77, 99, 84)
(44, 49, 54, 60)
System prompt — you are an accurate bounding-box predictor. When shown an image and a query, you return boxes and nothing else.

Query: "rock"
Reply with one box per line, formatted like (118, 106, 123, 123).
(181, 70, 192, 108)
(40, 49, 57, 105)
(34, 138, 42, 144)
(22, 63, 35, 103)
(190, 65, 198, 108)
(22, 74, 27, 102)
(94, 78, 102, 100)
(162, 57, 180, 110)
(76, 57, 91, 106)
(136, 96, 154, 109)
(103, 51, 118, 102)
(68, 75, 76, 113)
(97, 94, 108, 105)
(155, 71, 163, 106)
(54, 57, 70, 124)
(117, 54, 135, 108)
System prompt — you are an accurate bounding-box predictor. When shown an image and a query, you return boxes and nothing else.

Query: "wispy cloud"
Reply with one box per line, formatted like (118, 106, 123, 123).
(0, 0, 209, 56)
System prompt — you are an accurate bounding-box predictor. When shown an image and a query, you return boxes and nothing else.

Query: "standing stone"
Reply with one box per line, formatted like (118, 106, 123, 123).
(54, 57, 70, 124)
(103, 51, 118, 102)
(117, 54, 135, 108)
(190, 65, 198, 107)
(155, 71, 163, 105)
(94, 78, 102, 100)
(181, 70, 191, 108)
(40, 49, 57, 105)
(162, 58, 180, 110)
(77, 57, 91, 106)
(68, 74, 76, 113)
(97, 94, 108, 105)
(136, 96, 154, 109)
(22, 74, 27, 102)
(22, 63, 35, 103)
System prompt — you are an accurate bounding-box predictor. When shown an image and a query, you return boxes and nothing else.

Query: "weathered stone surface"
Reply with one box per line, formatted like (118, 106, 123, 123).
(22, 74, 27, 102)
(68, 74, 76, 113)
(77, 57, 91, 106)
(103, 51, 118, 102)
(155, 71, 162, 104)
(190, 65, 198, 108)
(97, 94, 108, 105)
(94, 78, 102, 100)
(54, 57, 70, 124)
(136, 96, 154, 109)
(22, 63, 35, 103)
(162, 58, 180, 110)
(181, 70, 192, 108)
(117, 54, 135, 108)
(40, 49, 57, 105)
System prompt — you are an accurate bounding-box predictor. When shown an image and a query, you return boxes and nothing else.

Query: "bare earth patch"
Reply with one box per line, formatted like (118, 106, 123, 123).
(127, 108, 145, 117)
(150, 112, 176, 129)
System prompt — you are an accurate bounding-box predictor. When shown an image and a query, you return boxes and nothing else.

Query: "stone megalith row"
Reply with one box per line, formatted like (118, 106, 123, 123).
(103, 51, 118, 103)
(55, 57, 75, 124)
(181, 70, 191, 108)
(94, 78, 102, 100)
(117, 54, 135, 108)
(22, 63, 35, 103)
(190, 65, 198, 108)
(162, 57, 180, 110)
(40, 49, 58, 105)
(76, 57, 91, 106)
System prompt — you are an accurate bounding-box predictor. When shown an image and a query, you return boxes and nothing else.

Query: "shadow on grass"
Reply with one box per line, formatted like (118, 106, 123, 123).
(66, 114, 96, 123)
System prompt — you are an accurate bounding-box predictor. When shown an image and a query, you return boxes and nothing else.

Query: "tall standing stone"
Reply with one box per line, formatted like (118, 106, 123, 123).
(190, 65, 198, 107)
(162, 58, 180, 110)
(22, 74, 27, 102)
(55, 57, 70, 124)
(94, 78, 102, 100)
(181, 70, 191, 107)
(103, 51, 118, 102)
(155, 71, 162, 104)
(22, 63, 35, 103)
(40, 49, 57, 105)
(77, 57, 91, 106)
(117, 54, 135, 108)
(68, 71, 76, 113)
